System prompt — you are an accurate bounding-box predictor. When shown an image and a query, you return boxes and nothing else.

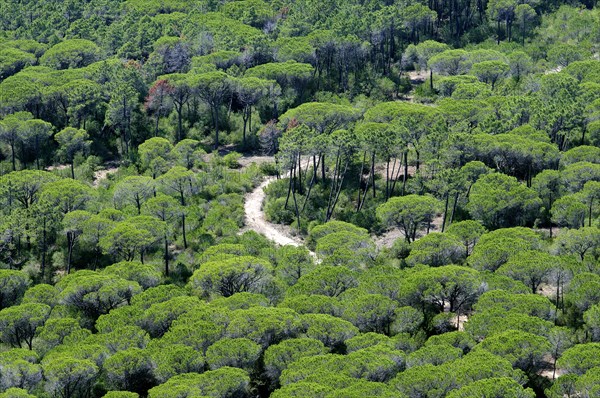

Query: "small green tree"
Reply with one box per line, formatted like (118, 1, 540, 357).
(54, 127, 91, 179)
(376, 195, 439, 243)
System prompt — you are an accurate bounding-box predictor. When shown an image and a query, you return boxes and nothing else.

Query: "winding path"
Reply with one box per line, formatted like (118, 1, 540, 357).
(243, 176, 306, 248)
(242, 158, 431, 251)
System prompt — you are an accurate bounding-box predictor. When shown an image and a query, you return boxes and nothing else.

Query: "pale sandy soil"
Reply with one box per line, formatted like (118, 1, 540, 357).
(243, 176, 305, 248)
(46, 163, 118, 187)
(46, 164, 70, 171)
(241, 156, 318, 258)
(92, 167, 118, 187)
(242, 154, 443, 256)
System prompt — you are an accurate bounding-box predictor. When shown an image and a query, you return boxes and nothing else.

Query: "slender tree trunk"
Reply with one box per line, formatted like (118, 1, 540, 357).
(10, 142, 16, 171)
(181, 214, 187, 249)
(292, 163, 301, 231)
(442, 193, 450, 232)
(297, 155, 303, 195)
(356, 151, 366, 210)
(164, 236, 169, 276)
(70, 162, 75, 180)
(385, 158, 390, 199)
(155, 113, 160, 137)
(177, 105, 183, 142)
(66, 233, 73, 274)
(552, 347, 559, 380)
(328, 157, 350, 221)
(359, 169, 372, 211)
(371, 152, 376, 198)
(326, 149, 341, 221)
(213, 105, 219, 149)
(285, 158, 295, 209)
(41, 218, 47, 282)
(249, 107, 252, 137)
(497, 20, 501, 44)
(402, 151, 408, 195)
(450, 192, 460, 225)
(430, 69, 434, 91)
(390, 156, 404, 196)
(302, 156, 320, 213)
(35, 142, 40, 170)
(242, 106, 249, 147)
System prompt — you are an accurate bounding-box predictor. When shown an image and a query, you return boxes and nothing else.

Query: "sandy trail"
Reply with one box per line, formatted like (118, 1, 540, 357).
(243, 157, 318, 258)
(243, 156, 438, 254)
(243, 176, 306, 248)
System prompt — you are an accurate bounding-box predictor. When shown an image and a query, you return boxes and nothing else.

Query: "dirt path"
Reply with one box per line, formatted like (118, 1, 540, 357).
(243, 176, 306, 248)
(242, 157, 318, 258)
(243, 156, 440, 254)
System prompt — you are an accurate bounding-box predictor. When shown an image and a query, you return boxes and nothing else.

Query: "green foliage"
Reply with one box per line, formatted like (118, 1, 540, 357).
(376, 195, 439, 243)
(264, 338, 327, 381)
(0, 1, 598, 397)
(446, 377, 535, 398)
(557, 343, 600, 375)
(147, 368, 250, 398)
(473, 329, 551, 372)
(467, 173, 541, 229)
(190, 256, 273, 298)
(40, 40, 101, 70)
(406, 232, 466, 266)
(0, 270, 29, 310)
(205, 337, 261, 370)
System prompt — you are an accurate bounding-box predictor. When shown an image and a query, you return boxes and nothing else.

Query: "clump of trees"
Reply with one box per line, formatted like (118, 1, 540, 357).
(0, 0, 599, 397)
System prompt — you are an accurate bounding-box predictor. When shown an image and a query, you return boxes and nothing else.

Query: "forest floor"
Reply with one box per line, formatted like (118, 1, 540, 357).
(243, 175, 306, 248)
(92, 163, 119, 187)
(241, 155, 436, 252)
(242, 156, 318, 257)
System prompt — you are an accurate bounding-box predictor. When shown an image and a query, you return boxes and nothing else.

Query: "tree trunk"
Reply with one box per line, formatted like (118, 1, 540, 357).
(177, 105, 183, 143)
(390, 156, 404, 197)
(385, 158, 390, 199)
(41, 218, 47, 282)
(155, 113, 160, 137)
(181, 213, 187, 249)
(326, 150, 341, 221)
(242, 106, 249, 147)
(430, 69, 434, 91)
(66, 233, 73, 274)
(292, 166, 301, 232)
(213, 105, 220, 150)
(249, 107, 252, 137)
(285, 158, 295, 209)
(402, 151, 408, 195)
(442, 193, 450, 232)
(10, 142, 16, 171)
(164, 236, 169, 276)
(497, 20, 501, 44)
(356, 151, 366, 210)
(327, 157, 350, 221)
(371, 152, 376, 198)
(302, 156, 320, 213)
(450, 192, 460, 225)
(297, 155, 303, 195)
